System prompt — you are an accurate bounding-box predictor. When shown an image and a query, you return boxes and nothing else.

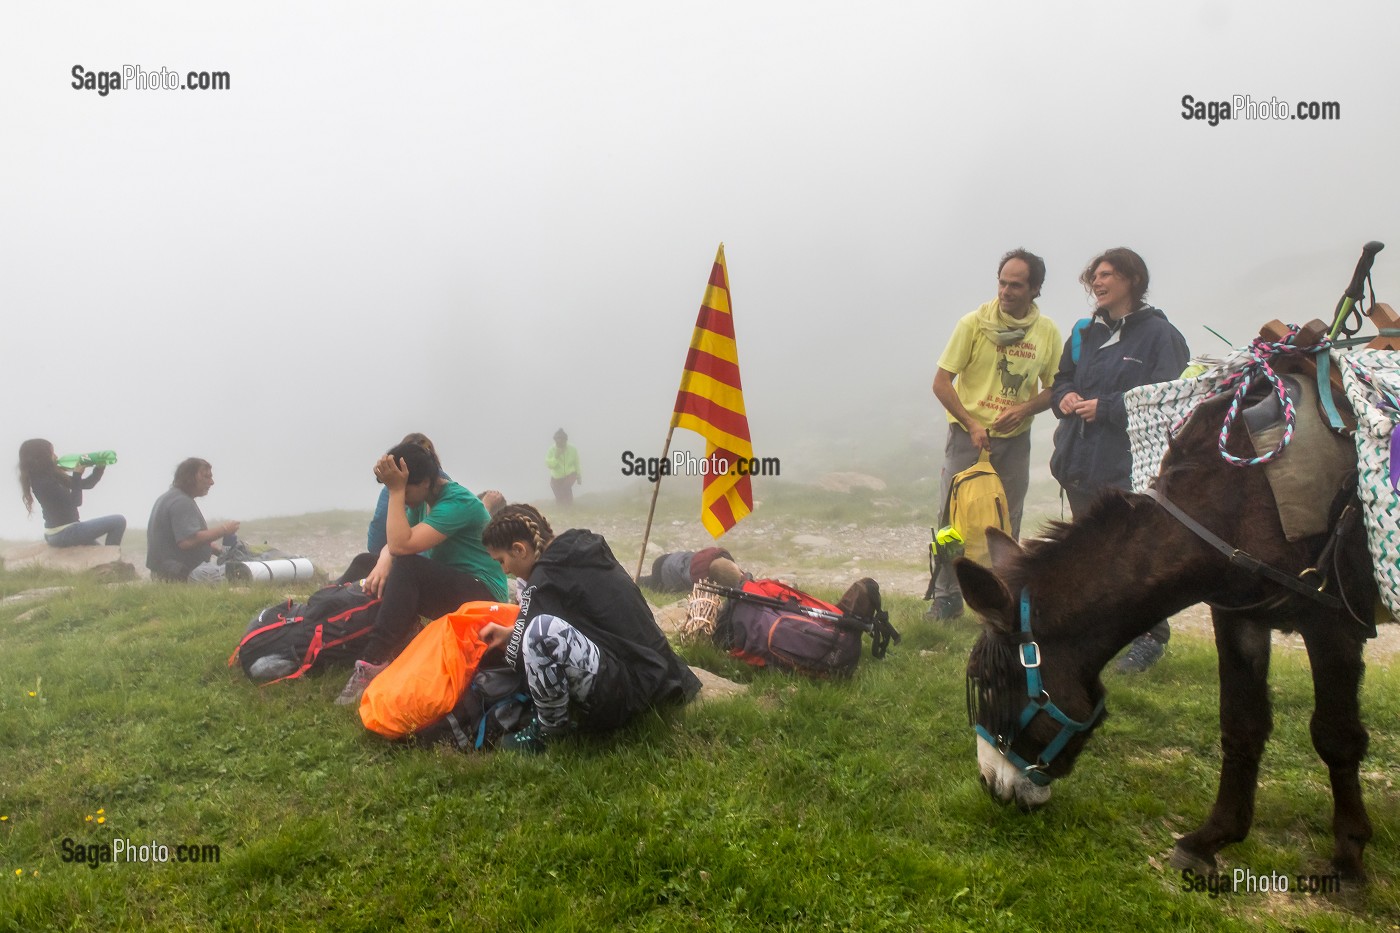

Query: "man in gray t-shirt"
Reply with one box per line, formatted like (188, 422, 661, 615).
(145, 458, 239, 583)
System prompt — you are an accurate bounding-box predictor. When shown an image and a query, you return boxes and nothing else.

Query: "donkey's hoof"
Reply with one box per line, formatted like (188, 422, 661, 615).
(1332, 856, 1367, 886)
(1168, 844, 1215, 875)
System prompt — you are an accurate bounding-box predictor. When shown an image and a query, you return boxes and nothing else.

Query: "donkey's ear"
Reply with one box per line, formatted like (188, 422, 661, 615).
(984, 527, 1025, 579)
(954, 557, 1015, 635)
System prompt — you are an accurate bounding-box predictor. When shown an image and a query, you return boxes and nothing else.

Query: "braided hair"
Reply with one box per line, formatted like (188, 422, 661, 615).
(481, 503, 555, 557)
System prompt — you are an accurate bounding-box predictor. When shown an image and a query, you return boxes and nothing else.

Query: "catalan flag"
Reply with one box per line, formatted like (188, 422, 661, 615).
(672, 244, 755, 537)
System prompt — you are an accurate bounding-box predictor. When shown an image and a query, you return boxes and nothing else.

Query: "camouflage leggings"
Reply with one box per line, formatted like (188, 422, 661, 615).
(522, 615, 601, 730)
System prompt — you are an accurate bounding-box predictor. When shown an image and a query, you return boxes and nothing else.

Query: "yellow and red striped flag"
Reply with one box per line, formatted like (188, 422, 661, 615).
(672, 244, 754, 538)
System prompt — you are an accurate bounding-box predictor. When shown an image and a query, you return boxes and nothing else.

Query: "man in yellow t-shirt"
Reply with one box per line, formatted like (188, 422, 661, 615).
(929, 249, 1062, 619)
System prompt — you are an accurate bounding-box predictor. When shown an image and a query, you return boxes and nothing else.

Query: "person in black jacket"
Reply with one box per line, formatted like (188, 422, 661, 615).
(17, 438, 126, 548)
(1050, 248, 1190, 672)
(479, 504, 701, 751)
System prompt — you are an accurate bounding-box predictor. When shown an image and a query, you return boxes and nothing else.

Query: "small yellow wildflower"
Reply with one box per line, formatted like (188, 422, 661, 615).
(27, 692, 35, 698)
(96, 817, 105, 825)
(1, 815, 8, 822)
(97, 809, 105, 815)
(12, 869, 20, 877)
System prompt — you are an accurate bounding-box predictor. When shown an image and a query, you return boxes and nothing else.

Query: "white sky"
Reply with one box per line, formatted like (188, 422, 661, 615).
(3, 1, 1398, 537)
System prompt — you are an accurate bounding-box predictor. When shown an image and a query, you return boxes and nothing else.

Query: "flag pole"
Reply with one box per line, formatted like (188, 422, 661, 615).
(634, 425, 676, 582)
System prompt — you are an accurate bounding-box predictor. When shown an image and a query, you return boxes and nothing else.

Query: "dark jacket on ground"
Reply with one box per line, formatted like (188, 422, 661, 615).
(30, 466, 105, 528)
(505, 528, 702, 731)
(1050, 304, 1189, 494)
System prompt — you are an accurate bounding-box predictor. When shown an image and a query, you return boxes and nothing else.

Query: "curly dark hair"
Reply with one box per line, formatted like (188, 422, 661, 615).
(1081, 247, 1150, 302)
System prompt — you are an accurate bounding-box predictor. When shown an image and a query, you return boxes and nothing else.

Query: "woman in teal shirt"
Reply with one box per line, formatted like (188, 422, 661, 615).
(335, 441, 509, 705)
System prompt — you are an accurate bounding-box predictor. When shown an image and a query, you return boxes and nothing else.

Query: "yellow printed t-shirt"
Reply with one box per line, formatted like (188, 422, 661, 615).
(936, 301, 1063, 438)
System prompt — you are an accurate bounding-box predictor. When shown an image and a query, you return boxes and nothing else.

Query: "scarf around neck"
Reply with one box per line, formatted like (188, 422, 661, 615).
(976, 299, 1041, 346)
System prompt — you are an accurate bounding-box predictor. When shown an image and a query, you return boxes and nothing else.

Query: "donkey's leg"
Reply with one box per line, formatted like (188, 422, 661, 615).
(1298, 622, 1371, 881)
(1170, 612, 1272, 871)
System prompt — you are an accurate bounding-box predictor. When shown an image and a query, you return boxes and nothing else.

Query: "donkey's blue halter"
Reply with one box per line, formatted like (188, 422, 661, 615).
(974, 588, 1106, 786)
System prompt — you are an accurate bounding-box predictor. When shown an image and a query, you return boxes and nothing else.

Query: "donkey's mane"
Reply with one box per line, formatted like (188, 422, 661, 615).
(1015, 491, 1143, 574)
(1015, 387, 1252, 577)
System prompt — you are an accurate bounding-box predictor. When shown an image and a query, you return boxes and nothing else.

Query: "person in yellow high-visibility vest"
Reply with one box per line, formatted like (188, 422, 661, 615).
(546, 429, 581, 505)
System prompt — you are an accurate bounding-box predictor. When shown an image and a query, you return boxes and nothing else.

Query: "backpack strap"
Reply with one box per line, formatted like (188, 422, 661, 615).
(924, 528, 939, 600)
(1070, 317, 1092, 364)
(443, 712, 473, 750)
(476, 693, 532, 750)
(227, 610, 301, 667)
(261, 624, 326, 686)
(325, 598, 381, 624)
(228, 599, 296, 664)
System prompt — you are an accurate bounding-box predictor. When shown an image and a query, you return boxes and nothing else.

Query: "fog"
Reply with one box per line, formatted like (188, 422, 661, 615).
(4, 1, 1397, 539)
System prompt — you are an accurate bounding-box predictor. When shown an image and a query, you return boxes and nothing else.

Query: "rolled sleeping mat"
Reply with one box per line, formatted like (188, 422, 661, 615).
(226, 557, 315, 584)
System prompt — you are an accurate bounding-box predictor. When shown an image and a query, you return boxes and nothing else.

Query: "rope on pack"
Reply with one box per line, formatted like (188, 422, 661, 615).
(1173, 324, 1331, 467)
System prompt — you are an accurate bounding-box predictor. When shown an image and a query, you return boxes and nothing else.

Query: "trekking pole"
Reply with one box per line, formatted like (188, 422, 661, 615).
(1327, 241, 1385, 339)
(693, 581, 845, 622)
(634, 426, 676, 583)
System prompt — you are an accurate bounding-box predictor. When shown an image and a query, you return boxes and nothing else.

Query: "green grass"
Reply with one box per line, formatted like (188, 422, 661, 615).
(1, 573, 1397, 931)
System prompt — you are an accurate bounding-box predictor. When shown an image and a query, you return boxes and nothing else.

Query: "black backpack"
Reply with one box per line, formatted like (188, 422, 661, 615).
(230, 582, 381, 684)
(412, 665, 534, 751)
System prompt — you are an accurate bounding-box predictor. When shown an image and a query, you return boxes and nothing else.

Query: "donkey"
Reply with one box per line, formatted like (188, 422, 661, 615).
(959, 385, 1379, 879)
(996, 355, 1028, 396)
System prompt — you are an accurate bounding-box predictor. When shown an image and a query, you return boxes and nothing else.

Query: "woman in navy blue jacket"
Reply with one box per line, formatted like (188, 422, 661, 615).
(1050, 248, 1189, 671)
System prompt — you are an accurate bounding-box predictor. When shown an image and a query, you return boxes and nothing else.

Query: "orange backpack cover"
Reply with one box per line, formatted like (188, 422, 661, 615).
(359, 601, 519, 739)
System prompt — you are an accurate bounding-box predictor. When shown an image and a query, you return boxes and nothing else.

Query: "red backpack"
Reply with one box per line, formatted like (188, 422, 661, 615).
(710, 578, 897, 678)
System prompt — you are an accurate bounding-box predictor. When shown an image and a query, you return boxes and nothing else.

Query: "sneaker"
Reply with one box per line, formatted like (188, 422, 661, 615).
(335, 660, 387, 705)
(1115, 634, 1165, 674)
(924, 594, 964, 622)
(500, 716, 574, 754)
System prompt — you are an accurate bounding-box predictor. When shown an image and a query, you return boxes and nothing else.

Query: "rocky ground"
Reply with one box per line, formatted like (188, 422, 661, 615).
(256, 501, 1400, 669)
(5, 473, 1396, 666)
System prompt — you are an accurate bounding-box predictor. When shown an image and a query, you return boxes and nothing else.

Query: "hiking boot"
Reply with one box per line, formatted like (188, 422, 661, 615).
(500, 716, 574, 754)
(924, 594, 964, 622)
(1115, 634, 1165, 674)
(334, 659, 387, 705)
